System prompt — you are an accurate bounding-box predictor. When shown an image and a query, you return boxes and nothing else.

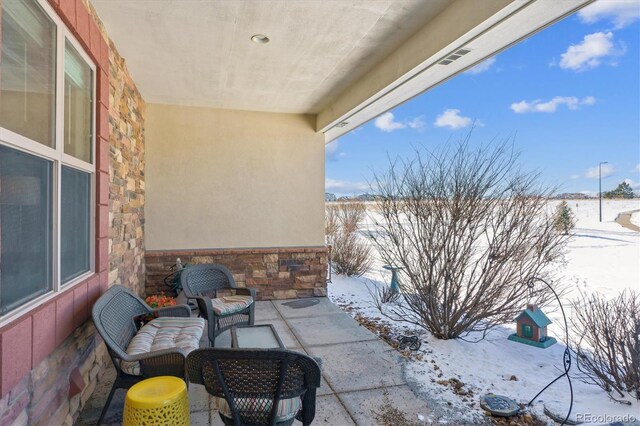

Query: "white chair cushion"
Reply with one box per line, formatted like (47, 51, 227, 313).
(211, 295, 254, 316)
(122, 317, 205, 375)
(215, 396, 301, 422)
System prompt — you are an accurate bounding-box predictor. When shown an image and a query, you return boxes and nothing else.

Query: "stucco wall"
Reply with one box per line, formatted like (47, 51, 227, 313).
(145, 104, 325, 250)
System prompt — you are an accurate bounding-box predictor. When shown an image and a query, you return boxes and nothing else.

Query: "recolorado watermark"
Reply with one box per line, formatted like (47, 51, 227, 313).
(575, 413, 638, 423)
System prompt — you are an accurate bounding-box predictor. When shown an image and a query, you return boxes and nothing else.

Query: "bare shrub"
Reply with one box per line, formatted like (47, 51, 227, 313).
(369, 281, 401, 305)
(325, 203, 339, 237)
(338, 202, 367, 234)
(330, 231, 372, 276)
(326, 202, 372, 276)
(571, 290, 639, 400)
(369, 137, 568, 340)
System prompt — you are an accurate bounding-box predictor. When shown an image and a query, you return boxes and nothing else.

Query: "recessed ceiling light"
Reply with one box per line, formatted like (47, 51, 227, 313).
(251, 34, 270, 44)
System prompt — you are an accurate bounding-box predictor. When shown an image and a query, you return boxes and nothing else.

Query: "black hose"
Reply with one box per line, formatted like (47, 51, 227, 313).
(525, 277, 573, 426)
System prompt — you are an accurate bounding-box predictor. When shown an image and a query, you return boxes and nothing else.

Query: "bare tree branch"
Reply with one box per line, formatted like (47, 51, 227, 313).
(570, 290, 639, 400)
(369, 136, 568, 340)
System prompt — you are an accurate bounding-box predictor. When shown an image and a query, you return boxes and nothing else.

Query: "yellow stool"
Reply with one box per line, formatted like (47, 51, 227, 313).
(123, 376, 190, 426)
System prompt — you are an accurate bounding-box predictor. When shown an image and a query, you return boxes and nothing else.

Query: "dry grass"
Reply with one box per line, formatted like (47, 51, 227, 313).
(371, 389, 423, 426)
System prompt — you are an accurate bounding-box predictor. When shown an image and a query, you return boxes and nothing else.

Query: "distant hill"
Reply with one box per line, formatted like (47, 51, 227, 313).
(554, 193, 593, 200)
(334, 193, 381, 202)
(325, 192, 337, 202)
(329, 192, 603, 201)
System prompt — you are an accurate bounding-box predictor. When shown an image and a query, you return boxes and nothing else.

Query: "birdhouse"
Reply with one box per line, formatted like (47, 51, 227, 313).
(508, 304, 557, 348)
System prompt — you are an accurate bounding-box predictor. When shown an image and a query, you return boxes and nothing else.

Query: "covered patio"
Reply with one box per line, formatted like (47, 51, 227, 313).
(77, 298, 428, 425)
(0, 0, 594, 424)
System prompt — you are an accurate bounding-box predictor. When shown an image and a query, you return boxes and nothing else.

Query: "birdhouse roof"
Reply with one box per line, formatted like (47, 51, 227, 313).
(516, 307, 552, 328)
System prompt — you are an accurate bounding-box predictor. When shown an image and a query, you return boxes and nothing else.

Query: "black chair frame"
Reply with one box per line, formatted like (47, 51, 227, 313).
(181, 264, 256, 346)
(186, 348, 321, 426)
(91, 285, 193, 425)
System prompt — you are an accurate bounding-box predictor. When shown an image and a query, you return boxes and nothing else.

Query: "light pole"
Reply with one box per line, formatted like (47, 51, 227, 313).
(599, 161, 608, 222)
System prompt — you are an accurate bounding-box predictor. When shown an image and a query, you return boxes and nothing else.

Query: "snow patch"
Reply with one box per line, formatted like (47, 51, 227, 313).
(328, 200, 640, 424)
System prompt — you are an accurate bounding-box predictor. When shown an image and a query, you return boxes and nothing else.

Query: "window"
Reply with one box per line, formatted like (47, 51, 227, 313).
(0, 0, 95, 319)
(64, 41, 93, 163)
(0, 146, 53, 314)
(0, 0, 56, 147)
(60, 166, 91, 282)
(522, 324, 533, 338)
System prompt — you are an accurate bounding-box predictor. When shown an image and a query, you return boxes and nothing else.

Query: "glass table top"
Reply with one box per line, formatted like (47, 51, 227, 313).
(233, 325, 283, 349)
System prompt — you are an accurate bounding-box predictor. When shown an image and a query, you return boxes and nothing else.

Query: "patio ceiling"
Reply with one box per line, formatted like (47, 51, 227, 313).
(91, 0, 449, 111)
(91, 0, 593, 141)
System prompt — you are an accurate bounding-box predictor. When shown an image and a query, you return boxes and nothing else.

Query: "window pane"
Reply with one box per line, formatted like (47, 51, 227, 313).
(61, 166, 91, 283)
(64, 41, 93, 163)
(0, 145, 53, 314)
(0, 0, 56, 147)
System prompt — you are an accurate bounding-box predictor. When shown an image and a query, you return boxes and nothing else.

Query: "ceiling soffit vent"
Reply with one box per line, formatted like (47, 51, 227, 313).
(438, 48, 471, 65)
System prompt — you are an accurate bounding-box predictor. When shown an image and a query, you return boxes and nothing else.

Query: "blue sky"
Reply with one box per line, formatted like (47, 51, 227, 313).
(325, 1, 640, 196)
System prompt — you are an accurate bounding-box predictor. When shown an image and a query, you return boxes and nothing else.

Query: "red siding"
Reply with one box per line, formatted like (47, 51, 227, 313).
(32, 304, 57, 367)
(0, 0, 111, 397)
(97, 171, 110, 206)
(88, 18, 101, 59)
(73, 0, 90, 44)
(73, 283, 89, 328)
(0, 318, 33, 395)
(55, 291, 75, 346)
(87, 275, 101, 307)
(98, 70, 109, 107)
(97, 137, 110, 173)
(97, 205, 109, 242)
(58, 0, 76, 28)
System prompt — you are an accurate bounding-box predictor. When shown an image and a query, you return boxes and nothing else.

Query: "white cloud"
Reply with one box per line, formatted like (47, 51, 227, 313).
(325, 140, 338, 156)
(434, 109, 472, 129)
(465, 57, 496, 74)
(325, 140, 345, 162)
(583, 163, 615, 179)
(559, 32, 625, 72)
(623, 178, 640, 190)
(634, 164, 640, 173)
(578, 0, 640, 29)
(375, 112, 406, 132)
(510, 96, 596, 113)
(408, 116, 425, 130)
(374, 112, 425, 132)
(325, 178, 369, 195)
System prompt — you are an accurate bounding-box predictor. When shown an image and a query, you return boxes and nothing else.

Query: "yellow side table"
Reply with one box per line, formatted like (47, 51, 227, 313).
(123, 376, 190, 426)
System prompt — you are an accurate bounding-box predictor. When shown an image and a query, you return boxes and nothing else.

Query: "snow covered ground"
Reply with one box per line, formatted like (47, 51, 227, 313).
(328, 199, 640, 424)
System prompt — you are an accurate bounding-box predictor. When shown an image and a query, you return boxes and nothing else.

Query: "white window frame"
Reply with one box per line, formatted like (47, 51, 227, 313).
(0, 0, 97, 326)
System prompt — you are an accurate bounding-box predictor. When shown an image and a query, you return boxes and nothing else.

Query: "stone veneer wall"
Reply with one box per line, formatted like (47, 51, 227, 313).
(146, 247, 328, 300)
(106, 39, 146, 296)
(0, 0, 146, 424)
(0, 323, 109, 426)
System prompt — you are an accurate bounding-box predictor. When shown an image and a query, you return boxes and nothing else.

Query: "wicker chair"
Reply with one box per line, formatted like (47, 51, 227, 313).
(181, 264, 256, 346)
(91, 285, 205, 425)
(186, 348, 322, 426)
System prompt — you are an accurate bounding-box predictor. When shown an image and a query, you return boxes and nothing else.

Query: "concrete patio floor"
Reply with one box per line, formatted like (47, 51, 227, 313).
(77, 298, 431, 425)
